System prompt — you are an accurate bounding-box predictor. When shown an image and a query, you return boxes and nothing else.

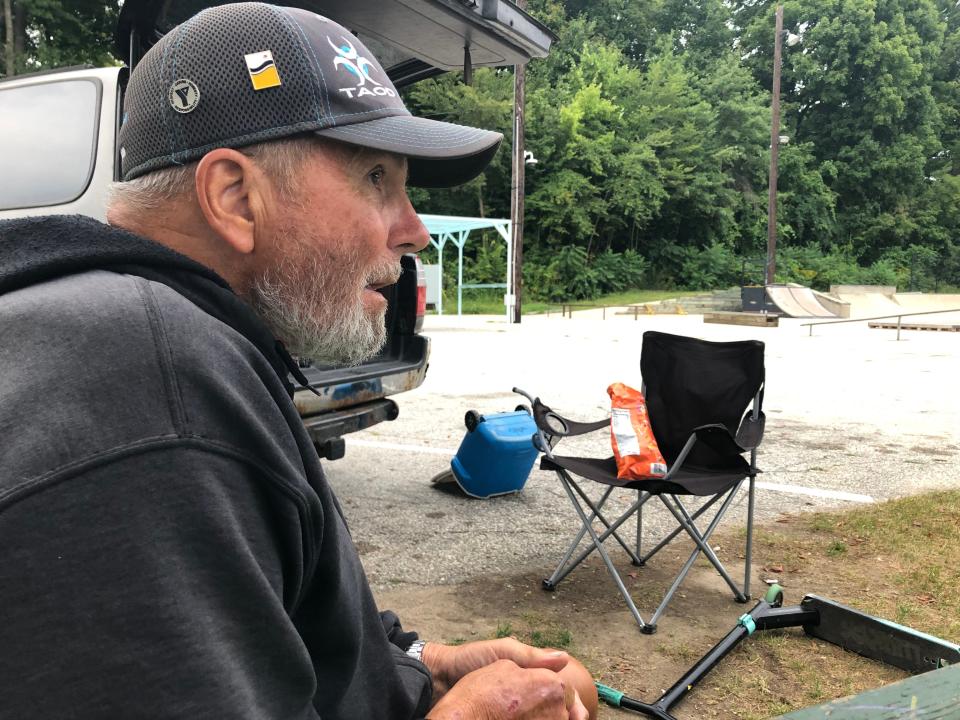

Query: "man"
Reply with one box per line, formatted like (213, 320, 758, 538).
(0, 3, 596, 719)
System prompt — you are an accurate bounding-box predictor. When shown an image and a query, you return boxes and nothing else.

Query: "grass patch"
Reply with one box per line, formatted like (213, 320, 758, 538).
(656, 640, 699, 663)
(692, 490, 960, 719)
(585, 289, 703, 307)
(429, 288, 702, 316)
(801, 490, 960, 639)
(530, 628, 573, 649)
(409, 490, 960, 720)
(486, 613, 575, 651)
(826, 539, 847, 557)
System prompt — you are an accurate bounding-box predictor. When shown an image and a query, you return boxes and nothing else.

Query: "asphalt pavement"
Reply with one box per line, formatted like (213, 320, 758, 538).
(323, 310, 960, 589)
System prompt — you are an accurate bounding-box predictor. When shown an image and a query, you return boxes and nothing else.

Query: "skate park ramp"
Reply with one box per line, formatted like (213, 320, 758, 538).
(831, 286, 960, 322)
(766, 284, 838, 318)
(830, 285, 902, 318)
(888, 293, 960, 321)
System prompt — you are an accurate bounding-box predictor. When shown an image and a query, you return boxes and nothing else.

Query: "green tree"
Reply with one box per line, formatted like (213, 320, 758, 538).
(2, 0, 118, 77)
(413, 0, 959, 295)
(740, 0, 946, 260)
(555, 0, 660, 64)
(632, 43, 735, 269)
(524, 25, 666, 253)
(403, 68, 514, 218)
(654, 0, 736, 61)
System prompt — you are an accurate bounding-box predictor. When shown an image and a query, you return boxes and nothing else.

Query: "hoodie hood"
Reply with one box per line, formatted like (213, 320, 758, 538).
(0, 214, 307, 395)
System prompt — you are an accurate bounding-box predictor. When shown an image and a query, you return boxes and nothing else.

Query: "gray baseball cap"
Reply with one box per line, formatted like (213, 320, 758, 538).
(119, 2, 503, 187)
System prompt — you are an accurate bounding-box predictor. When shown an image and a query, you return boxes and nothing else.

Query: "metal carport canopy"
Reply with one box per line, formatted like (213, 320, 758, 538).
(418, 214, 513, 318)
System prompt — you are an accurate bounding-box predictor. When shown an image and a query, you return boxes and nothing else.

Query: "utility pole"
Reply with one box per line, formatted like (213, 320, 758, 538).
(765, 4, 784, 287)
(3, 0, 15, 78)
(509, 0, 527, 323)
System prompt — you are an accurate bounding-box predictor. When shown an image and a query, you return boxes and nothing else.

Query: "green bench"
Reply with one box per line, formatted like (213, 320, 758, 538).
(776, 663, 960, 719)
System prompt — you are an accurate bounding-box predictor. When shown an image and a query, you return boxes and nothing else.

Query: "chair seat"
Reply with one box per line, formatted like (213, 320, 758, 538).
(540, 455, 753, 496)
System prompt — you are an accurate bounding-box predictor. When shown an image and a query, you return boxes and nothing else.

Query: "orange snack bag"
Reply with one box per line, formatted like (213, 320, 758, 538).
(608, 383, 667, 480)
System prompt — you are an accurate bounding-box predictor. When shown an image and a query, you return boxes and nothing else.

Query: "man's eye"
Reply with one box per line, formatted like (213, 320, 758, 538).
(369, 167, 385, 187)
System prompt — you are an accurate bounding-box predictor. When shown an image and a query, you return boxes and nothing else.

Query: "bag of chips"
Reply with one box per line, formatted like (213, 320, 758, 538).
(608, 382, 667, 480)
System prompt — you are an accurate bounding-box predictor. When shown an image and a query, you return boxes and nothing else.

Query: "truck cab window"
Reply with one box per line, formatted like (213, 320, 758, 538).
(0, 79, 100, 211)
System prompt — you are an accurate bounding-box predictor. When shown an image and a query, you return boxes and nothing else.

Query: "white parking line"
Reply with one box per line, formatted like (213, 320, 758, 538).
(347, 438, 456, 456)
(347, 439, 876, 504)
(755, 481, 874, 504)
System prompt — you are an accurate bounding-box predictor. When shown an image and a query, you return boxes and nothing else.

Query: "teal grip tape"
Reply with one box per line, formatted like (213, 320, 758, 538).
(738, 613, 757, 635)
(595, 682, 624, 707)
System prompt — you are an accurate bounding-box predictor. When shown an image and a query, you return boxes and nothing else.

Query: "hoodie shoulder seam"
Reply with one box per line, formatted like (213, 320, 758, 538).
(133, 276, 189, 433)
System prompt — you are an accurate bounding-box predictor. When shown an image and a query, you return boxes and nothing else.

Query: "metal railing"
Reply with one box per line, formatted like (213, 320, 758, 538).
(801, 307, 960, 340)
(546, 303, 662, 319)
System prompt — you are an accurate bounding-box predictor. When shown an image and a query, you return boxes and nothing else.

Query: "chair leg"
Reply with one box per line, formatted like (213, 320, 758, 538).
(662, 489, 748, 599)
(635, 490, 644, 562)
(544, 469, 757, 633)
(556, 473, 649, 632)
(638, 493, 723, 565)
(645, 489, 746, 627)
(744, 475, 756, 599)
(546, 492, 651, 588)
(544, 485, 616, 588)
(544, 480, 646, 589)
(647, 530, 709, 629)
(568, 478, 643, 564)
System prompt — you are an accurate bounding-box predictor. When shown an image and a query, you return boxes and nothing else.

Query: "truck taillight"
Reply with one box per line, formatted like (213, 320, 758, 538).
(414, 255, 426, 333)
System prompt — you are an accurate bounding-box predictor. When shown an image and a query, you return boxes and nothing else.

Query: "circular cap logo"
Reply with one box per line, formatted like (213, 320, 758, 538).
(169, 79, 200, 114)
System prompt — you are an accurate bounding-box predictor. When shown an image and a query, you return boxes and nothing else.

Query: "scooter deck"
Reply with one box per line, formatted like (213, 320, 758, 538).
(801, 594, 960, 673)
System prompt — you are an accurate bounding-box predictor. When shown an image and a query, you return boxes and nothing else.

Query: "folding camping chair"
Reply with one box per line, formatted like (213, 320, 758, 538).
(523, 330, 765, 634)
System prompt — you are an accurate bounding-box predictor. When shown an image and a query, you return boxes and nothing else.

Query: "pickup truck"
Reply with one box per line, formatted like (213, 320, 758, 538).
(0, 0, 552, 459)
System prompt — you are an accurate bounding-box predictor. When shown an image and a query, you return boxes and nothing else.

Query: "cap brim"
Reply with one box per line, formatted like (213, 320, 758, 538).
(315, 115, 503, 188)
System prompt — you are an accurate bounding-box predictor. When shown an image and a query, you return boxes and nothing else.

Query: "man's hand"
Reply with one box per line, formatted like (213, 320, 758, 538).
(425, 659, 589, 720)
(421, 638, 597, 719)
(422, 638, 570, 700)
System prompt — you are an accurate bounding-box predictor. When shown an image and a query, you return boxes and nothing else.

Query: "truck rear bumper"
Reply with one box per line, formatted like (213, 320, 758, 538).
(293, 336, 429, 415)
(294, 336, 430, 459)
(302, 398, 400, 458)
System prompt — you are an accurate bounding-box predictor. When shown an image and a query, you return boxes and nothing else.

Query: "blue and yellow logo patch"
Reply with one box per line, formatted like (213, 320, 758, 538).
(245, 50, 282, 91)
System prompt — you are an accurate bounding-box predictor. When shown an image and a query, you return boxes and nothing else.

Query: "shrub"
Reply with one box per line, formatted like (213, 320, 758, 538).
(521, 246, 652, 302)
(679, 242, 740, 289)
(593, 249, 649, 294)
(856, 258, 901, 288)
(550, 245, 598, 300)
(775, 245, 860, 290)
(465, 236, 508, 285)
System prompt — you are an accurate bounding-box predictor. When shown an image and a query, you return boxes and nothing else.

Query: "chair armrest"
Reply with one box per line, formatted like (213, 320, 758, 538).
(694, 424, 747, 455)
(532, 399, 609, 438)
(735, 410, 766, 450)
(662, 424, 748, 480)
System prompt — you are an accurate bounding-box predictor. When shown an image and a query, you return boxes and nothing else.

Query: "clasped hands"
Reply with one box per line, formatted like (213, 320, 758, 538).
(422, 638, 597, 720)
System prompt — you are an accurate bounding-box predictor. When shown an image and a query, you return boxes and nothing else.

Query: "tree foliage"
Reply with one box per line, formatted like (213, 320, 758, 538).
(409, 0, 960, 295)
(6, 0, 960, 296)
(2, 0, 118, 77)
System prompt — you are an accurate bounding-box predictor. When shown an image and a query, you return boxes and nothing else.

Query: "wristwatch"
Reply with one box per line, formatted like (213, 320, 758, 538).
(405, 639, 427, 663)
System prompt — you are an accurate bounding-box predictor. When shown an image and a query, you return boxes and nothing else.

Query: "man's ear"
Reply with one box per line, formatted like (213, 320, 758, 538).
(194, 148, 264, 254)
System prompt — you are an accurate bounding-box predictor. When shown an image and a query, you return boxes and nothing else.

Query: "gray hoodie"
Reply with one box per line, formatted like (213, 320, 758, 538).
(0, 215, 432, 719)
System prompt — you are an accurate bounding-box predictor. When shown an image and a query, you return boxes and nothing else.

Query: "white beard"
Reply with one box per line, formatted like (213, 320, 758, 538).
(249, 227, 400, 367)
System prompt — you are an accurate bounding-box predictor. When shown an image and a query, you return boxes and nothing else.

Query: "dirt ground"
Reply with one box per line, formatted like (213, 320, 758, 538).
(374, 500, 953, 719)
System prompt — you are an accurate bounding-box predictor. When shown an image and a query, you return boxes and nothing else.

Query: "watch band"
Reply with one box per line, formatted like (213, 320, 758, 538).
(405, 639, 427, 663)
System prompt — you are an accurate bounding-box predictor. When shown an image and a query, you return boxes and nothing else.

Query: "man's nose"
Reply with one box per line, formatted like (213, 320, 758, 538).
(391, 197, 430, 254)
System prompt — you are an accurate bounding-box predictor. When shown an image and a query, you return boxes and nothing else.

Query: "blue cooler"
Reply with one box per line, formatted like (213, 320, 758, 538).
(448, 410, 539, 498)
